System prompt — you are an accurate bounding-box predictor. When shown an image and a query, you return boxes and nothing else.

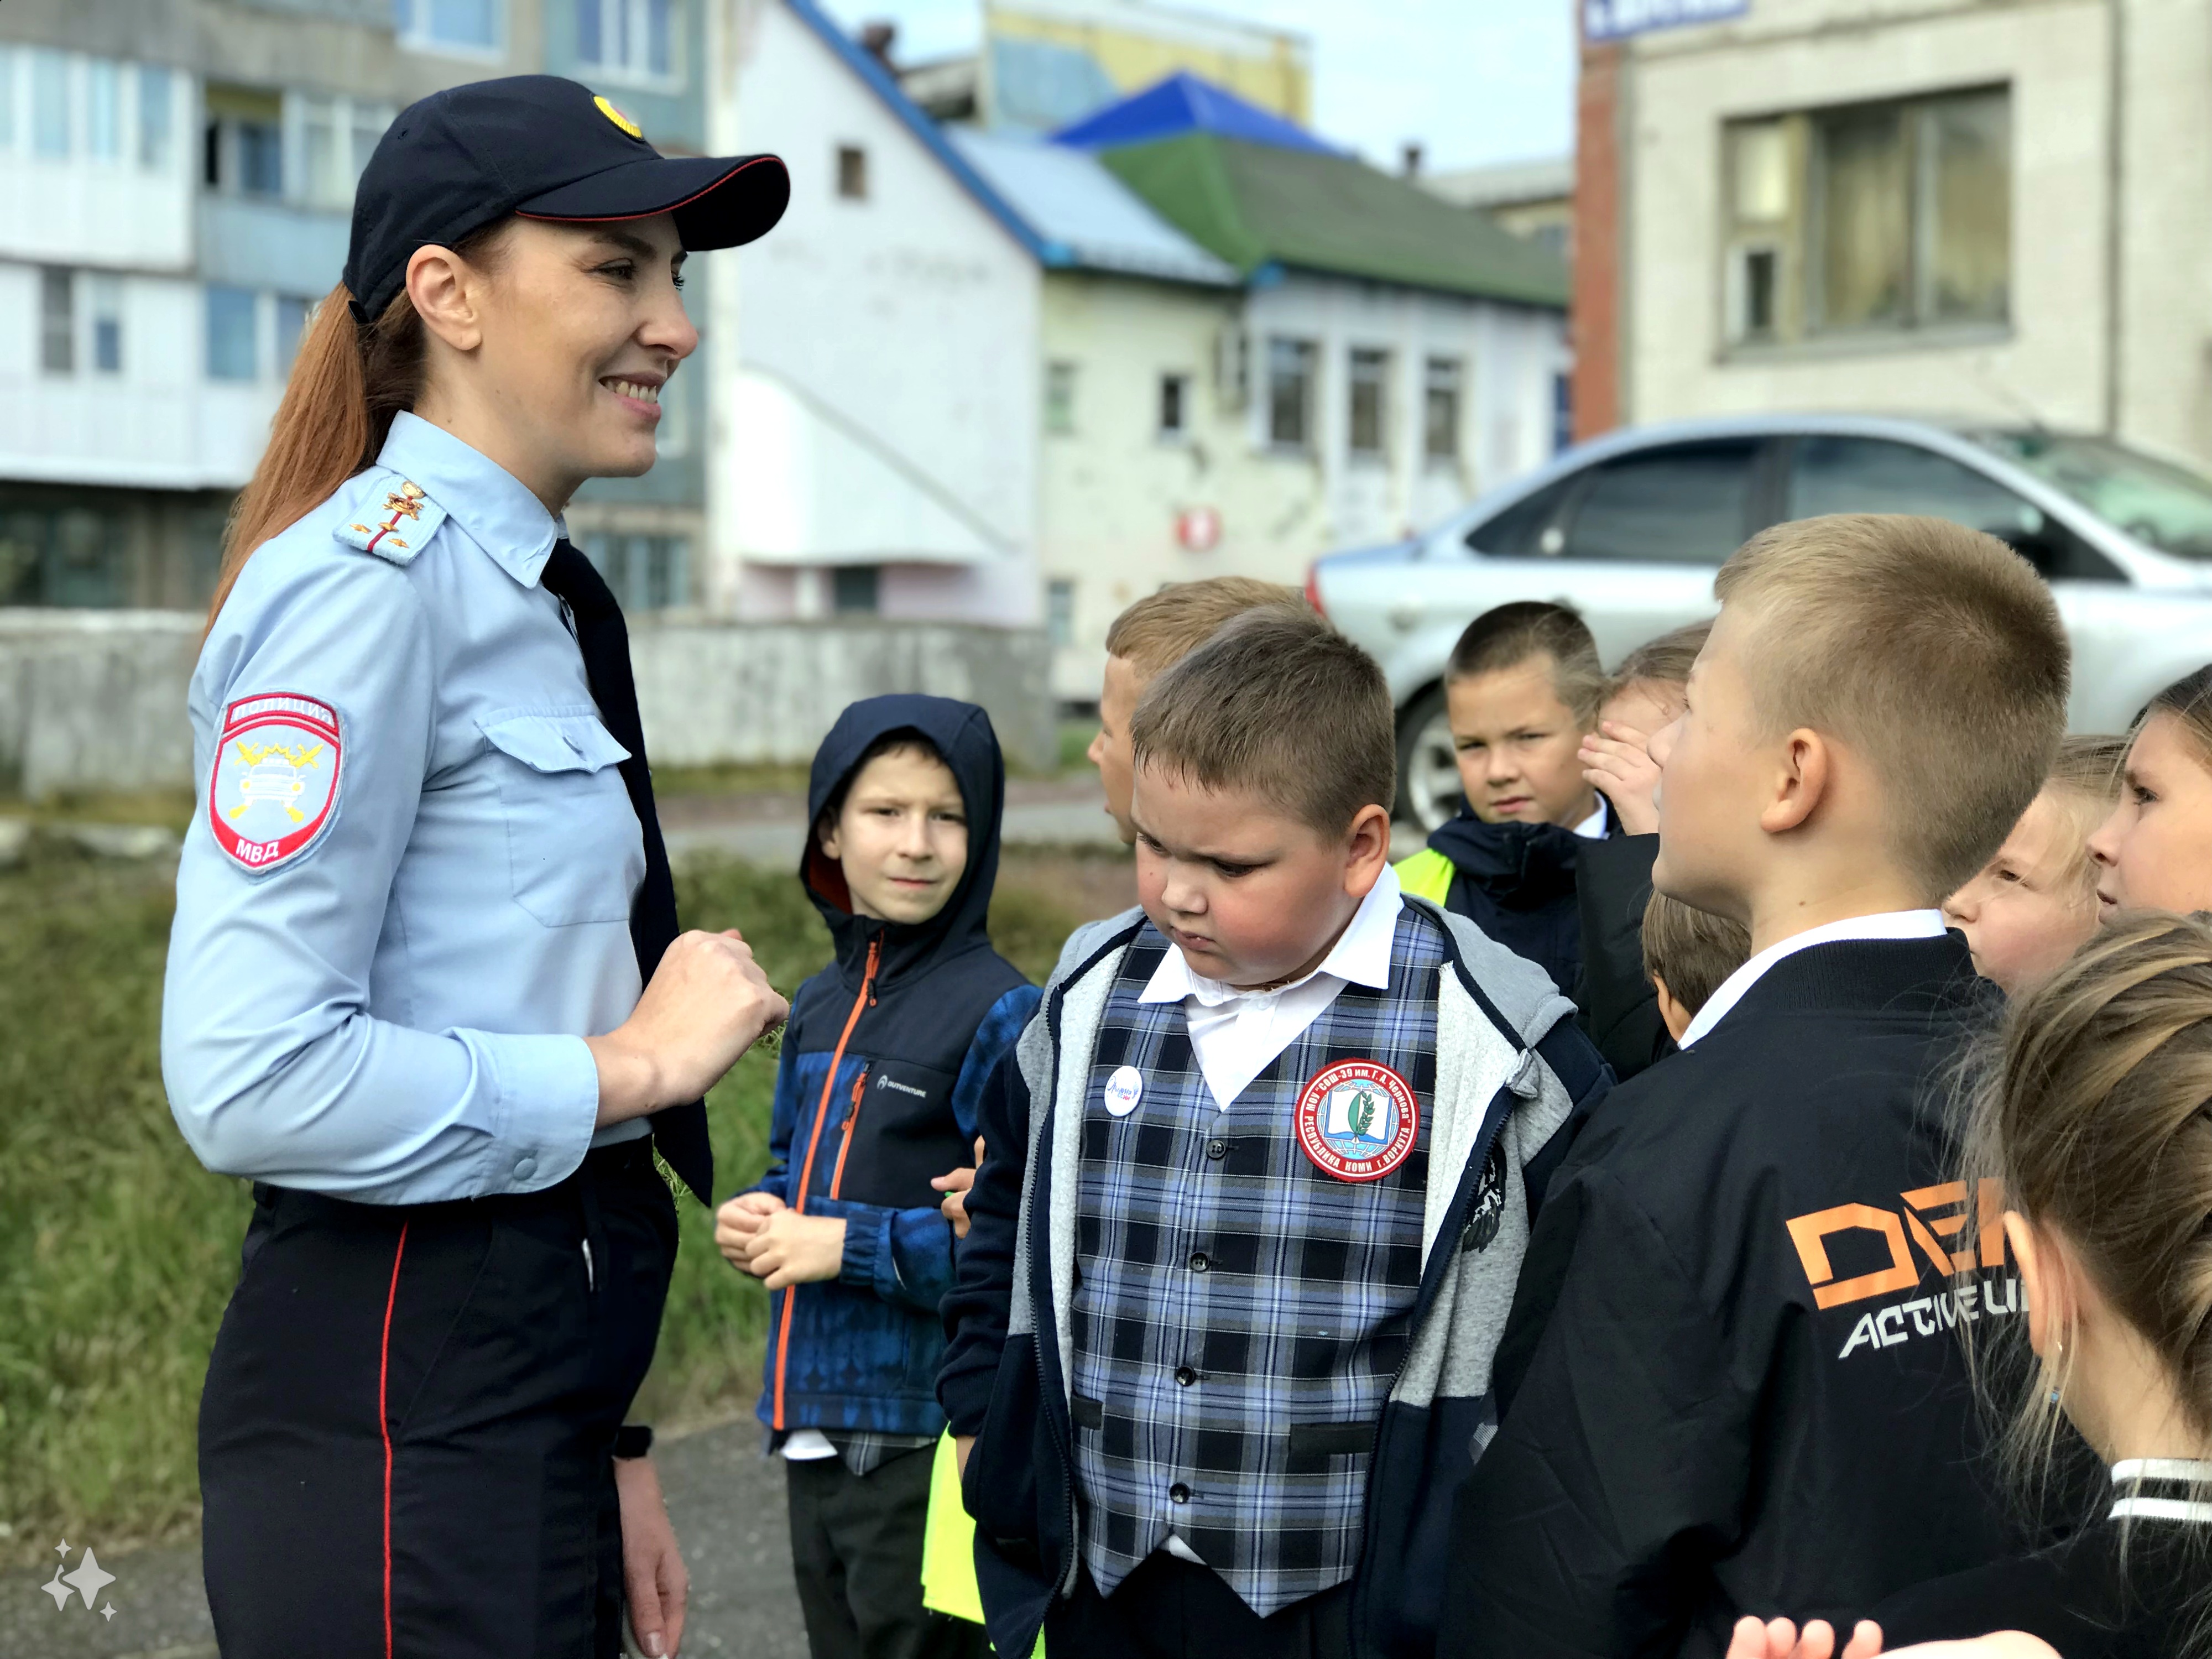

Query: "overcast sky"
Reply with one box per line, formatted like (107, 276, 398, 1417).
(815, 0, 1576, 174)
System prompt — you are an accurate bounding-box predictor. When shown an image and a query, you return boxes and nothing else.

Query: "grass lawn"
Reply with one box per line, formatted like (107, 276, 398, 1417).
(0, 835, 1113, 1563)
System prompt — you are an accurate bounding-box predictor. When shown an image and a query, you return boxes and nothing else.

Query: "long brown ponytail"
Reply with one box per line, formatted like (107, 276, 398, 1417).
(207, 223, 508, 627)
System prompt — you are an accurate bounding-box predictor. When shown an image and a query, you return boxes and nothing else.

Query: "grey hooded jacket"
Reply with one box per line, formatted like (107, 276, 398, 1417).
(937, 896, 1613, 1659)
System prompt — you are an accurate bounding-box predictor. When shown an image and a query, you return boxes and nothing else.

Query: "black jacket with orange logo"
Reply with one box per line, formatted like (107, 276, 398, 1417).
(1441, 934, 2016, 1659)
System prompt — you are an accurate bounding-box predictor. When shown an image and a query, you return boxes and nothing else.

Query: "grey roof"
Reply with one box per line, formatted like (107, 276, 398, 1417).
(947, 128, 1241, 287)
(1422, 156, 1574, 211)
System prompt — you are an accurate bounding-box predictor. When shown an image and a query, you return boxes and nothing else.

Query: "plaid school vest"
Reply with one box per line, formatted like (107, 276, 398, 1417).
(1067, 909, 1446, 1616)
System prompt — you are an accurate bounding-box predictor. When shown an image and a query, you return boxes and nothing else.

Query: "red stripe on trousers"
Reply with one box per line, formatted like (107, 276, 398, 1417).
(379, 1223, 410, 1659)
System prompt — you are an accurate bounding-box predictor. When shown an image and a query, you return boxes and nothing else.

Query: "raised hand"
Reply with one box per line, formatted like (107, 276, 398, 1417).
(931, 1136, 988, 1239)
(1580, 719, 1665, 836)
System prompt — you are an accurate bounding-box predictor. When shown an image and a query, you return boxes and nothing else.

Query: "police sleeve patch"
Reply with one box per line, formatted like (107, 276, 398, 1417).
(334, 477, 446, 565)
(207, 693, 343, 874)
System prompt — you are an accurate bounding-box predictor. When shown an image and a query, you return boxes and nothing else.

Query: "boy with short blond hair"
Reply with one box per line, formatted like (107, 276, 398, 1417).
(1444, 514, 2070, 1658)
(1091, 577, 1305, 843)
(940, 608, 1609, 1659)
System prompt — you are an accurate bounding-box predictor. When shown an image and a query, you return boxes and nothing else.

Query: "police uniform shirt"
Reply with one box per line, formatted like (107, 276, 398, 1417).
(163, 411, 652, 1206)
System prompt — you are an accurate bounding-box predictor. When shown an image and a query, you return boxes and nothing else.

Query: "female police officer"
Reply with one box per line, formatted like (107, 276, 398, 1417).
(160, 77, 791, 1659)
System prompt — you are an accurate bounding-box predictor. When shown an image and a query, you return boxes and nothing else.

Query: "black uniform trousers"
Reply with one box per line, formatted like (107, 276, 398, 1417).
(1044, 1554, 1355, 1659)
(199, 1139, 677, 1659)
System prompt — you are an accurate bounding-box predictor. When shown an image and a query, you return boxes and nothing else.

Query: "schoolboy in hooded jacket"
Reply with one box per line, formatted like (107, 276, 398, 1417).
(729, 695, 1039, 1657)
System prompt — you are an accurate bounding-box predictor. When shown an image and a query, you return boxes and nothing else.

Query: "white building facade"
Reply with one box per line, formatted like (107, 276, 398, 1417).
(1583, 0, 2212, 468)
(720, 0, 1044, 627)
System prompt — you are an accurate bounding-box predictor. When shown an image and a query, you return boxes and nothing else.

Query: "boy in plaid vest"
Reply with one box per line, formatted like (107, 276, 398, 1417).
(938, 609, 1611, 1659)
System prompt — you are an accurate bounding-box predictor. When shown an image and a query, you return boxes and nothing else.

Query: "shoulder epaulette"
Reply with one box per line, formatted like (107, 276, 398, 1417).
(334, 474, 448, 566)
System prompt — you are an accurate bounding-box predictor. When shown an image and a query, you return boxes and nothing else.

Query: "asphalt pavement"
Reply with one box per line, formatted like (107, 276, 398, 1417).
(0, 1419, 806, 1659)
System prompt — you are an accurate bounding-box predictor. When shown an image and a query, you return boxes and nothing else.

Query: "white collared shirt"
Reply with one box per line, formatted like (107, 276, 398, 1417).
(1572, 799, 1609, 839)
(1138, 864, 1405, 1111)
(1677, 909, 1948, 1050)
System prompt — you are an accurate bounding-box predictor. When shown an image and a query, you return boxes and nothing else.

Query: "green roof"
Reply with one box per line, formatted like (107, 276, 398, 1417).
(1097, 133, 1569, 309)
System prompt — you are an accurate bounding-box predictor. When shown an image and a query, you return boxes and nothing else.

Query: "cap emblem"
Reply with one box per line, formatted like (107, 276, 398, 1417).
(594, 95, 643, 139)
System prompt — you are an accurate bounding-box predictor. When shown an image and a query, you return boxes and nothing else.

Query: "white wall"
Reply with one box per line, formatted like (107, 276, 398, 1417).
(1034, 267, 1566, 701)
(1620, 0, 2120, 436)
(1245, 273, 1566, 547)
(0, 264, 283, 490)
(721, 0, 1042, 625)
(0, 49, 195, 272)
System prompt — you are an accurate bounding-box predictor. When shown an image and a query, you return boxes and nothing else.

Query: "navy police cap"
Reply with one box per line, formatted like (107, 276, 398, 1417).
(345, 75, 789, 323)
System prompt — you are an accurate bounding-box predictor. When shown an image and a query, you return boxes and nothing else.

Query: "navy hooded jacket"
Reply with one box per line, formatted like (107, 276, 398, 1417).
(745, 696, 1041, 1443)
(1404, 805, 1610, 996)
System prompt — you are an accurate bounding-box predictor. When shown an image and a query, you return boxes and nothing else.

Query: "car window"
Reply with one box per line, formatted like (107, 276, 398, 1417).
(1788, 436, 2123, 581)
(1562, 440, 1760, 564)
(1467, 476, 1574, 558)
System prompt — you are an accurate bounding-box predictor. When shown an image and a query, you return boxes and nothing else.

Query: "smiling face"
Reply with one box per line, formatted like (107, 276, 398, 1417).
(1130, 761, 1388, 989)
(1447, 655, 1599, 827)
(408, 213, 695, 508)
(818, 744, 969, 926)
(2089, 712, 2212, 917)
(1943, 787, 2100, 994)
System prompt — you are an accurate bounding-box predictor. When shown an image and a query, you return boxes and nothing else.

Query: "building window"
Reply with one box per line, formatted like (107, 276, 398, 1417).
(579, 0, 676, 80)
(276, 295, 314, 375)
(394, 0, 502, 54)
(583, 533, 692, 610)
(1347, 348, 1389, 459)
(90, 275, 123, 373)
(1725, 85, 2010, 346)
(1046, 578, 1075, 648)
(40, 269, 74, 374)
(300, 97, 390, 208)
(205, 86, 284, 196)
(1422, 356, 1462, 463)
(832, 564, 880, 615)
(32, 49, 70, 158)
(0, 506, 131, 608)
(1044, 361, 1077, 435)
(138, 66, 172, 169)
(86, 60, 121, 160)
(1157, 372, 1189, 439)
(1552, 372, 1573, 454)
(836, 143, 868, 200)
(1266, 337, 1315, 451)
(206, 286, 259, 382)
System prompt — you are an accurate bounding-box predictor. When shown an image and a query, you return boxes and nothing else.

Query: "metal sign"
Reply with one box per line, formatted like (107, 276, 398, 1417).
(1584, 0, 1750, 42)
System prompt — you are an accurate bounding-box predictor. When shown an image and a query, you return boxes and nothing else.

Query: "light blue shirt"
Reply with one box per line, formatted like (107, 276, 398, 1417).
(162, 413, 649, 1205)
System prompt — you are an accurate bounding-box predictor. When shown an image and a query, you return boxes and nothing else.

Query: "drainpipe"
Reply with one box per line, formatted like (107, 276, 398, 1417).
(2104, 0, 2125, 437)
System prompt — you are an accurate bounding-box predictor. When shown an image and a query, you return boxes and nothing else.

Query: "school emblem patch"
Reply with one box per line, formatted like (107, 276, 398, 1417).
(207, 693, 343, 874)
(1294, 1060, 1420, 1183)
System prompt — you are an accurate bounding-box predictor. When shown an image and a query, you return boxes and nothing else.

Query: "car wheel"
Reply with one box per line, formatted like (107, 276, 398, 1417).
(1396, 686, 1462, 833)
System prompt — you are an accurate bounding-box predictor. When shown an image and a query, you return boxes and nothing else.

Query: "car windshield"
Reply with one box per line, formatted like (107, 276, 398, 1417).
(1969, 429, 2212, 559)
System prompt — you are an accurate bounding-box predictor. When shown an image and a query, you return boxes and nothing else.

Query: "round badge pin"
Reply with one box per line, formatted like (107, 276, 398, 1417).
(1293, 1060, 1420, 1182)
(1102, 1065, 1144, 1118)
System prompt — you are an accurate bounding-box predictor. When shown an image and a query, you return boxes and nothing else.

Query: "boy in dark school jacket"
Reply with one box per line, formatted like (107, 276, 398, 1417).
(940, 608, 1609, 1659)
(1442, 515, 2072, 1658)
(1395, 602, 1611, 993)
(716, 696, 1040, 1659)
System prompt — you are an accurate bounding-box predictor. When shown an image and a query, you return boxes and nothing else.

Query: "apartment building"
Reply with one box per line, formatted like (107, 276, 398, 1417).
(1573, 0, 2212, 469)
(0, 0, 710, 613)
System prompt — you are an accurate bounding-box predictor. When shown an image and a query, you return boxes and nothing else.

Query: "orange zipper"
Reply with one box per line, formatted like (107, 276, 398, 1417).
(828, 1067, 868, 1200)
(771, 935, 880, 1431)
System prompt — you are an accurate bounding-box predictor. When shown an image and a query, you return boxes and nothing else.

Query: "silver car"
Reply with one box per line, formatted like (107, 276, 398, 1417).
(1307, 413, 2212, 830)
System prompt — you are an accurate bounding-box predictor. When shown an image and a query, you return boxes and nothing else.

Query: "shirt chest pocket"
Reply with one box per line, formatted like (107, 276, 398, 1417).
(479, 709, 645, 928)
